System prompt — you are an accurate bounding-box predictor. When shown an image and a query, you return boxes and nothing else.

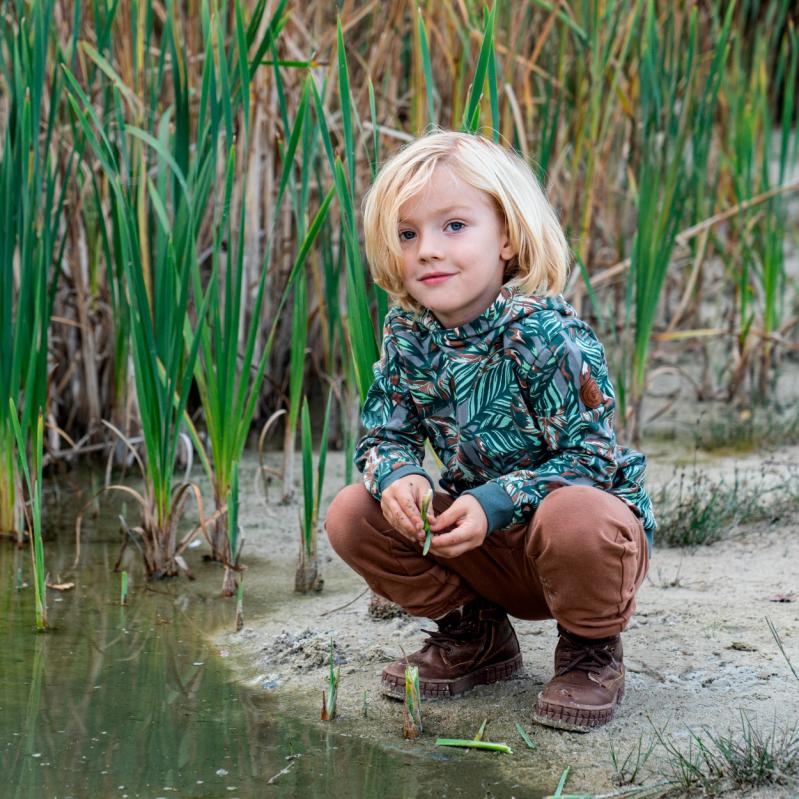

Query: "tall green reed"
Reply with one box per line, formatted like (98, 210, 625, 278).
(305, 20, 381, 497)
(9, 401, 46, 631)
(621, 2, 731, 440)
(723, 3, 797, 401)
(270, 50, 325, 504)
(64, 0, 223, 577)
(182, 0, 298, 589)
(0, 2, 72, 541)
(295, 391, 332, 593)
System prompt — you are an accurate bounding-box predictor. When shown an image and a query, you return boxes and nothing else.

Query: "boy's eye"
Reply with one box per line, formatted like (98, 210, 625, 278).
(398, 230, 415, 242)
(446, 221, 465, 232)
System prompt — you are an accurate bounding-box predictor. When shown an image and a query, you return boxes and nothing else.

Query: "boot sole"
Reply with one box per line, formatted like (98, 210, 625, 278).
(380, 652, 523, 700)
(532, 685, 625, 733)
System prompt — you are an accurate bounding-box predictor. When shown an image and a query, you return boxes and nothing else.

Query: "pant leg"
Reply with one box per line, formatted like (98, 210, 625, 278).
(525, 485, 649, 638)
(324, 483, 478, 619)
(325, 482, 648, 638)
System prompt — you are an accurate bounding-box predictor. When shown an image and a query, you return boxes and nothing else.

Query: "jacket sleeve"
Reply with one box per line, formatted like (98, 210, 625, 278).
(463, 315, 618, 533)
(354, 320, 435, 501)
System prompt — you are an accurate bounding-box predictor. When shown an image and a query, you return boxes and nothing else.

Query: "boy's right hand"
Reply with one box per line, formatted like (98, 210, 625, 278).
(380, 475, 435, 545)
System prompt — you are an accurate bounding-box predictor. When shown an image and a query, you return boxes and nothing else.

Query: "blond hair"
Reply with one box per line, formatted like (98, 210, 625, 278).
(362, 129, 570, 313)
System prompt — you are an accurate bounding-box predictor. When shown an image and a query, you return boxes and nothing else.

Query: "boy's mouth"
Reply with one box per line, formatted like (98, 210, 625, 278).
(419, 272, 455, 285)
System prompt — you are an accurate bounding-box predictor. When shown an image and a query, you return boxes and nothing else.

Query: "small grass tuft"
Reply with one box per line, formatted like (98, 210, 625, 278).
(654, 712, 799, 795)
(653, 463, 799, 547)
(692, 405, 799, 455)
(609, 733, 656, 786)
(320, 639, 340, 721)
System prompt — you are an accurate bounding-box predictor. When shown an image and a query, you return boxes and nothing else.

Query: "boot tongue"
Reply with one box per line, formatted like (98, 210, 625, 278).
(436, 606, 465, 633)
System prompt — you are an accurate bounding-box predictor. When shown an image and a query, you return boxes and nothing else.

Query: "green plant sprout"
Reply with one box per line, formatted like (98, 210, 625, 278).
(403, 663, 422, 739)
(421, 489, 434, 556)
(119, 571, 128, 606)
(320, 639, 339, 721)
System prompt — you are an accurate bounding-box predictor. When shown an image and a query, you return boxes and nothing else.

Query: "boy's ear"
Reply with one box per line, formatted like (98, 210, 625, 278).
(499, 227, 516, 261)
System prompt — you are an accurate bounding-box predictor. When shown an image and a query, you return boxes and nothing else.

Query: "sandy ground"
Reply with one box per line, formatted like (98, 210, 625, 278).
(208, 437, 799, 798)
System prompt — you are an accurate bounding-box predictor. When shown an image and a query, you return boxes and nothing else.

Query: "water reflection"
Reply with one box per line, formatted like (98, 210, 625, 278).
(1, 489, 544, 799)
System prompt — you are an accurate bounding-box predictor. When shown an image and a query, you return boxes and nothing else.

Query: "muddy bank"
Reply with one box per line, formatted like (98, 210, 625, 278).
(209, 446, 799, 797)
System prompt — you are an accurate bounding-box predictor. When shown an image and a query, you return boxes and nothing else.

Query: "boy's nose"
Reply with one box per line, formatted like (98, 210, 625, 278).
(416, 230, 444, 261)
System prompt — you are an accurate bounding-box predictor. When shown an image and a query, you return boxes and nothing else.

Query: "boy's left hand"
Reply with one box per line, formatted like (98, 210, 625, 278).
(427, 495, 487, 558)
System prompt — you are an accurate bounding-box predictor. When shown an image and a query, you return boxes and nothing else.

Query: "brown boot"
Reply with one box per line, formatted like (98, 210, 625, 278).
(533, 625, 624, 732)
(380, 598, 523, 700)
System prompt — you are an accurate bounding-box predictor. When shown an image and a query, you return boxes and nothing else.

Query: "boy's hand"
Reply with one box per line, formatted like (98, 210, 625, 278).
(380, 475, 436, 544)
(427, 495, 487, 558)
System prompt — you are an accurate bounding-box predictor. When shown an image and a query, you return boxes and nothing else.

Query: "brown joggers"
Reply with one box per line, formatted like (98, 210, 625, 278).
(324, 483, 649, 639)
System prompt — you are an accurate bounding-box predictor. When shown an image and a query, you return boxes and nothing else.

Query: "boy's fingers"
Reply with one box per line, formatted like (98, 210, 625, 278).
(431, 527, 463, 548)
(430, 505, 460, 531)
(384, 498, 415, 537)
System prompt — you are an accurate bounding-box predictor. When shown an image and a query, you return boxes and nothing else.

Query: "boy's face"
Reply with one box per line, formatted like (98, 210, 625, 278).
(397, 165, 516, 328)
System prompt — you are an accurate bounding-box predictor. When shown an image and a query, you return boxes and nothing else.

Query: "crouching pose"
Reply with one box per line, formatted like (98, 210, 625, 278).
(324, 130, 654, 732)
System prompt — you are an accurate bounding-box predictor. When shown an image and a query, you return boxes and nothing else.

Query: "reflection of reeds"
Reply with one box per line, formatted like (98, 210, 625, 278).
(119, 570, 128, 606)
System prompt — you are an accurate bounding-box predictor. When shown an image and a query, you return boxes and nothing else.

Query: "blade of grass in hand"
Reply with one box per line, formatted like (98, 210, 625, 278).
(421, 489, 433, 555)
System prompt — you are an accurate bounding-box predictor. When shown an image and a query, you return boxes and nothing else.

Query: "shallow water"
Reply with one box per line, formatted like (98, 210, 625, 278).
(1, 487, 546, 799)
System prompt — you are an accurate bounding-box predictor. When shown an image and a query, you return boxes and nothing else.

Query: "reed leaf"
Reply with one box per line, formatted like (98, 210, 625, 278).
(9, 401, 46, 631)
(461, 3, 496, 133)
(0, 2, 71, 539)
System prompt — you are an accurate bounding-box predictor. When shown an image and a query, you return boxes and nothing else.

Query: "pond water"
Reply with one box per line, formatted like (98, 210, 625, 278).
(1, 486, 547, 799)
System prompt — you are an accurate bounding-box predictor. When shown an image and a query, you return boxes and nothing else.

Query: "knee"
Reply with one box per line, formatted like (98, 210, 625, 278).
(531, 486, 627, 558)
(324, 483, 372, 558)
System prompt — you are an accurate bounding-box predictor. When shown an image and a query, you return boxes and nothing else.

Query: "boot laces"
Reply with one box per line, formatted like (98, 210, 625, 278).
(420, 616, 478, 654)
(556, 639, 617, 677)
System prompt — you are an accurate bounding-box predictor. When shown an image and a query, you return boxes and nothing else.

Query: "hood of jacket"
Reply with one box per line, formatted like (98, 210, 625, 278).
(412, 283, 575, 345)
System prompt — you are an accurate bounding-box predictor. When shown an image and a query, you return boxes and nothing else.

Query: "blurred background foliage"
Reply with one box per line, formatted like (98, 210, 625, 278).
(0, 0, 797, 581)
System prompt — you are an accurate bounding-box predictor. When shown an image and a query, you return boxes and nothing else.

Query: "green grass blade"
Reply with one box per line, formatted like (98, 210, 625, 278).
(435, 738, 512, 754)
(461, 3, 496, 132)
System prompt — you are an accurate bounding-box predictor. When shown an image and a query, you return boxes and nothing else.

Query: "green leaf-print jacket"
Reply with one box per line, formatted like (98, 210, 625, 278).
(354, 285, 656, 549)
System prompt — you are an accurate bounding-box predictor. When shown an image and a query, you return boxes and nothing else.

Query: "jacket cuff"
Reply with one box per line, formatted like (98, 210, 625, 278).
(377, 465, 435, 498)
(462, 482, 516, 535)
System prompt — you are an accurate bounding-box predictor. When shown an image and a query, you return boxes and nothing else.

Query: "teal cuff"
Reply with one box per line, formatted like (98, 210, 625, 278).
(462, 482, 515, 535)
(378, 466, 435, 499)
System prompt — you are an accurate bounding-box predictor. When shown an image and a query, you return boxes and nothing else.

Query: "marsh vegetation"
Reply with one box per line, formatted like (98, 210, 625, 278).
(1, 2, 798, 792)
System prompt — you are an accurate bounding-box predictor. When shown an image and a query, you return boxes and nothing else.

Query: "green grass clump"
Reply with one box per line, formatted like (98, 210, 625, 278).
(692, 405, 799, 454)
(653, 464, 799, 547)
(655, 713, 799, 795)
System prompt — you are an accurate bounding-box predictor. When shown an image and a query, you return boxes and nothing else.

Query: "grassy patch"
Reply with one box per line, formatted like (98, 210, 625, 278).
(609, 733, 657, 787)
(652, 463, 799, 547)
(691, 405, 799, 455)
(655, 713, 799, 796)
